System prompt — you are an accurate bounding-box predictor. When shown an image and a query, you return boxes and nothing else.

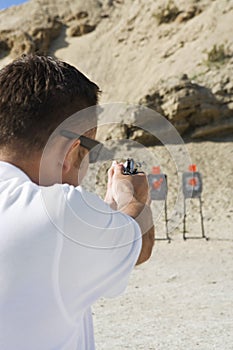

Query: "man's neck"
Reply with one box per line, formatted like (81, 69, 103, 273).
(0, 151, 41, 185)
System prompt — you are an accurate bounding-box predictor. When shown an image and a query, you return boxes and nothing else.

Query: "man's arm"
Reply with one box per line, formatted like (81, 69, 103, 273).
(105, 162, 155, 265)
(121, 200, 154, 265)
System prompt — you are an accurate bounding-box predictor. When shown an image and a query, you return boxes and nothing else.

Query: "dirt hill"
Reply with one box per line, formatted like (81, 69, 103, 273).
(0, 0, 233, 138)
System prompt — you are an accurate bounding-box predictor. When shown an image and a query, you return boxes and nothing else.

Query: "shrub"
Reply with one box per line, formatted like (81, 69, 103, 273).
(153, 0, 180, 25)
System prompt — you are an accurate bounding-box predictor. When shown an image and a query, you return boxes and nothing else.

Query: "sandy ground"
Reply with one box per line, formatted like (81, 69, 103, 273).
(93, 240, 233, 350)
(92, 140, 233, 350)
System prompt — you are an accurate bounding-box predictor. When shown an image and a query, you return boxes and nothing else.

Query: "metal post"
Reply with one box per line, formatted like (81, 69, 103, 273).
(164, 197, 171, 243)
(199, 196, 208, 240)
(183, 197, 187, 240)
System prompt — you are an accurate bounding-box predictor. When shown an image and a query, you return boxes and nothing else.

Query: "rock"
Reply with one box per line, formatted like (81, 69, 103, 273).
(96, 122, 128, 142)
(96, 71, 233, 143)
(139, 75, 232, 138)
(128, 127, 160, 146)
(191, 118, 233, 138)
(95, 104, 162, 146)
(175, 5, 202, 23)
(171, 121, 190, 134)
(0, 38, 8, 52)
(0, 15, 62, 57)
(0, 0, 105, 57)
(139, 92, 164, 117)
(29, 16, 63, 55)
(10, 31, 35, 57)
(67, 23, 96, 37)
(0, 30, 35, 58)
(65, 11, 89, 22)
(154, 1, 180, 25)
(0, 31, 11, 57)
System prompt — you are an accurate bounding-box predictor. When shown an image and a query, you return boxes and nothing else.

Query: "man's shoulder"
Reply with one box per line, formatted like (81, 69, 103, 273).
(64, 185, 113, 213)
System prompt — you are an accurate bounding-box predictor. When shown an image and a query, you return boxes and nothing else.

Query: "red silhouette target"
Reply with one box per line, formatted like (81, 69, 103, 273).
(148, 166, 170, 242)
(148, 166, 168, 201)
(182, 164, 207, 241)
(182, 164, 202, 198)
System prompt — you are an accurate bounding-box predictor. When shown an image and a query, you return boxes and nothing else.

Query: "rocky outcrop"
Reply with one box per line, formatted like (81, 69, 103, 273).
(154, 1, 202, 25)
(97, 74, 233, 144)
(0, 11, 63, 57)
(0, 0, 109, 58)
(67, 23, 96, 37)
(139, 74, 233, 139)
(191, 118, 233, 138)
(0, 16, 63, 58)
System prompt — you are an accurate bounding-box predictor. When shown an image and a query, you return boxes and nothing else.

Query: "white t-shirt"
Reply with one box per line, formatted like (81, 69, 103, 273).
(0, 161, 142, 350)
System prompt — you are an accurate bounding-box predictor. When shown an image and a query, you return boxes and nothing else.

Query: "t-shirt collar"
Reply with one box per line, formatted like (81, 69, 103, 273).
(0, 161, 31, 182)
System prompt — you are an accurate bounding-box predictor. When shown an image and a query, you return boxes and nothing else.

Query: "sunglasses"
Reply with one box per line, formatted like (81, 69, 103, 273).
(60, 129, 104, 163)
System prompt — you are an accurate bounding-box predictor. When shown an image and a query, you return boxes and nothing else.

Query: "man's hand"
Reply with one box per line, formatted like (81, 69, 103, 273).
(105, 161, 150, 209)
(104, 161, 154, 265)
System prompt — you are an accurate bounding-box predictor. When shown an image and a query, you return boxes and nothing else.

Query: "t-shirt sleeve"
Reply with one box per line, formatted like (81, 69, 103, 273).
(58, 185, 142, 311)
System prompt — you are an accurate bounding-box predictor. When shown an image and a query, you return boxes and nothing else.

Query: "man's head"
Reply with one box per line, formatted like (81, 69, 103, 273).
(0, 54, 100, 155)
(0, 54, 100, 186)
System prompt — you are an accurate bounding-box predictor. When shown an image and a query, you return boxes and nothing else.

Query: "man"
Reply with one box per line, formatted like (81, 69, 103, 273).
(0, 54, 154, 349)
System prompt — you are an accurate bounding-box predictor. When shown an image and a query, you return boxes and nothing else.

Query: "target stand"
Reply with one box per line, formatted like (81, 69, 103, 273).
(148, 167, 171, 243)
(182, 165, 208, 241)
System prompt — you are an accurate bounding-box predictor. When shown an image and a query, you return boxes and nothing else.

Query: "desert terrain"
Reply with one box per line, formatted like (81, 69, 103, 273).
(0, 0, 232, 349)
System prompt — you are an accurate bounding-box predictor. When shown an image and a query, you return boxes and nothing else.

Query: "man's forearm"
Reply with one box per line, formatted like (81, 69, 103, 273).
(119, 199, 155, 265)
(104, 162, 155, 265)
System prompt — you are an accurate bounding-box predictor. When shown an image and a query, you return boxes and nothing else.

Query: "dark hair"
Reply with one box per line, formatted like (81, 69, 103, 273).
(0, 54, 100, 152)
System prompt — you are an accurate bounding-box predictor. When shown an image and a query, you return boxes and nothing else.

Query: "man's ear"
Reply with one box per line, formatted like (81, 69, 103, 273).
(62, 139, 81, 174)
